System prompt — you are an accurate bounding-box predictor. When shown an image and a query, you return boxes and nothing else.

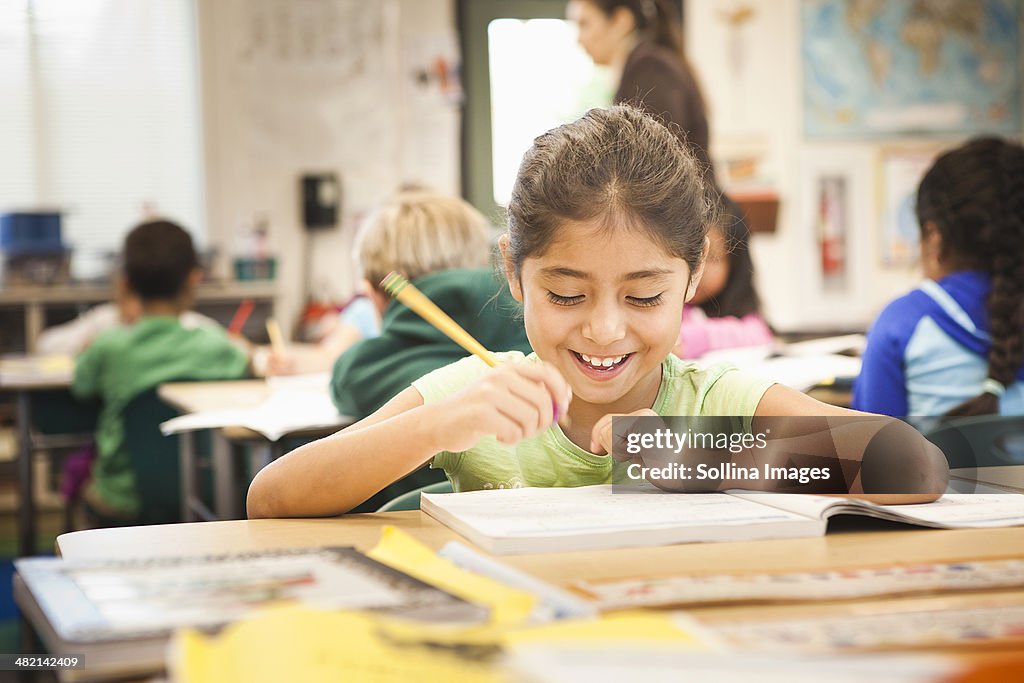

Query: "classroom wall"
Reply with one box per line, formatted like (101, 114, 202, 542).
(195, 0, 1019, 337)
(196, 0, 459, 336)
(687, 0, 1023, 333)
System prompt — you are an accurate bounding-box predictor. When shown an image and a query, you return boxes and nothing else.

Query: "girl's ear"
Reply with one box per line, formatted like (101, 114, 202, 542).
(498, 233, 524, 302)
(684, 236, 710, 302)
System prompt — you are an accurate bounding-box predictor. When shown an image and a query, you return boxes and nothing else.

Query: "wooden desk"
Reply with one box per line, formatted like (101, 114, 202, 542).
(56, 514, 1024, 662)
(951, 465, 1024, 493)
(157, 379, 348, 521)
(0, 355, 76, 556)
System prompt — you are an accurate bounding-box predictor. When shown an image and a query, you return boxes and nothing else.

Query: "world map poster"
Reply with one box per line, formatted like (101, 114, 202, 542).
(801, 0, 1021, 137)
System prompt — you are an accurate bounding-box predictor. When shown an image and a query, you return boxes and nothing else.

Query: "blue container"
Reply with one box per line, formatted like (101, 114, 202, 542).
(0, 212, 65, 255)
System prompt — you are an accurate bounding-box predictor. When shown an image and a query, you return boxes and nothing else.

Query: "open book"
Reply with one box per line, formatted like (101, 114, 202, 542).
(160, 385, 350, 441)
(14, 547, 485, 682)
(421, 485, 1024, 555)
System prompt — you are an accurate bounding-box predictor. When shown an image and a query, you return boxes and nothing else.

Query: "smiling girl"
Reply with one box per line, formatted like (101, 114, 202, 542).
(247, 106, 947, 518)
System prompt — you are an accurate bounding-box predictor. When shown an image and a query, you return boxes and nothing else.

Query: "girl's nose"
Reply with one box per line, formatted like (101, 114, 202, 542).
(582, 303, 627, 346)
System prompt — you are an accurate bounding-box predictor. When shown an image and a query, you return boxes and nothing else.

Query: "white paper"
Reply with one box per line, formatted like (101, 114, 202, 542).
(160, 389, 348, 441)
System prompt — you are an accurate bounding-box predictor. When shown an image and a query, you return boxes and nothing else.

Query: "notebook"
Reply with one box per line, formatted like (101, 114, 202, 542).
(14, 547, 486, 682)
(420, 485, 1024, 555)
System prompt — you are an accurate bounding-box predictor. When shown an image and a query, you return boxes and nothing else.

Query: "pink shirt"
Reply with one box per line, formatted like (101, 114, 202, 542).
(674, 306, 774, 359)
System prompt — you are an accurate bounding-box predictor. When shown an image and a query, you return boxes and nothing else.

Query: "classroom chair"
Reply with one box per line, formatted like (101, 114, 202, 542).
(28, 390, 99, 533)
(377, 480, 453, 512)
(104, 387, 214, 526)
(924, 415, 1024, 469)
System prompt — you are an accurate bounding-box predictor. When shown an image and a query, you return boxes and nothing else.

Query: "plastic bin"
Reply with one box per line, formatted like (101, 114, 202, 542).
(0, 212, 64, 255)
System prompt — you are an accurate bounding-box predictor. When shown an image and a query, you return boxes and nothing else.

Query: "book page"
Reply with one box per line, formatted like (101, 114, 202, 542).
(423, 485, 814, 539)
(732, 492, 1024, 528)
(866, 494, 1024, 527)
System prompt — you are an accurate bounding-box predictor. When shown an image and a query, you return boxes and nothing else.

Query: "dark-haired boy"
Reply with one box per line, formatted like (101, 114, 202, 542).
(72, 220, 250, 520)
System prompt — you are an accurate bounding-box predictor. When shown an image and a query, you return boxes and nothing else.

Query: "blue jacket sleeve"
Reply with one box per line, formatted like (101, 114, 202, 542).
(852, 307, 909, 417)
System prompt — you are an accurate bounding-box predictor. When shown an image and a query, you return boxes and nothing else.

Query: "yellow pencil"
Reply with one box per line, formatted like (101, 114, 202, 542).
(381, 272, 499, 367)
(381, 272, 563, 424)
(265, 318, 287, 355)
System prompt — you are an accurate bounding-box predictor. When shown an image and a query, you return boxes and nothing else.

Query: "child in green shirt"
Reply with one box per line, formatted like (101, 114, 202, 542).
(247, 105, 949, 518)
(73, 220, 249, 519)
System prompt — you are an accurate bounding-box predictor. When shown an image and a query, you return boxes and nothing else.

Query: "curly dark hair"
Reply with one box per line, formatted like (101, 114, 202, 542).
(915, 136, 1024, 416)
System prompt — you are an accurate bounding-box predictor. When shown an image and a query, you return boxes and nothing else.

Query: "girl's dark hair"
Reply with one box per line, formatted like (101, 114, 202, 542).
(700, 193, 761, 318)
(506, 104, 715, 283)
(915, 136, 1024, 416)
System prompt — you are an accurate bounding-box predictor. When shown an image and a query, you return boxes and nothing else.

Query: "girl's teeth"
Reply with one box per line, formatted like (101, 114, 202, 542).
(579, 353, 626, 368)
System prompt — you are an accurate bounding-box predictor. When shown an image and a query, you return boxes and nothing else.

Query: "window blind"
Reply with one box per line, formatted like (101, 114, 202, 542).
(0, 0, 205, 280)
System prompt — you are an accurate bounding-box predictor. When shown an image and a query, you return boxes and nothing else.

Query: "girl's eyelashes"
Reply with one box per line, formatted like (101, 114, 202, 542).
(627, 293, 664, 307)
(545, 291, 666, 307)
(546, 291, 584, 306)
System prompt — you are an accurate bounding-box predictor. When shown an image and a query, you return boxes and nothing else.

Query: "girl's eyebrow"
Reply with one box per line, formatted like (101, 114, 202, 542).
(539, 266, 676, 281)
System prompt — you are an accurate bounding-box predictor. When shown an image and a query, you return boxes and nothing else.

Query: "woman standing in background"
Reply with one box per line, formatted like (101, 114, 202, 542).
(567, 0, 713, 181)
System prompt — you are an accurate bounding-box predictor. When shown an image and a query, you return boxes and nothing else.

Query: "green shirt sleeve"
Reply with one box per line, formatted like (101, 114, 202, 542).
(71, 336, 106, 400)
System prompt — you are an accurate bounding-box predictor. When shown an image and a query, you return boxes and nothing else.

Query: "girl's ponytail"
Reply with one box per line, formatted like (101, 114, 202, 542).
(943, 140, 1024, 416)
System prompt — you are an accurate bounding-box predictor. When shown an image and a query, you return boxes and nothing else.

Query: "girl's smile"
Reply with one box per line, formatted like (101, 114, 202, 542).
(570, 350, 634, 380)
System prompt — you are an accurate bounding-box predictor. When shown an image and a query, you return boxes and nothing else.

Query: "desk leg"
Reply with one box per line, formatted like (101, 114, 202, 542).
(16, 391, 36, 556)
(212, 432, 236, 520)
(179, 431, 196, 522)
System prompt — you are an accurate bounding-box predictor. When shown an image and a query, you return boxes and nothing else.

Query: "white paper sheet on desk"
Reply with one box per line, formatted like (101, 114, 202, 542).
(697, 353, 861, 391)
(160, 389, 349, 441)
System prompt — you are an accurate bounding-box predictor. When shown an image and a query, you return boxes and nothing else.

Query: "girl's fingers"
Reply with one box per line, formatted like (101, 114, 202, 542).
(491, 388, 543, 443)
(590, 414, 614, 454)
(506, 371, 563, 431)
(507, 362, 572, 417)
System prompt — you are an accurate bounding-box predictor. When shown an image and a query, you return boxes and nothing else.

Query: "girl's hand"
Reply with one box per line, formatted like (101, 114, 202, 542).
(436, 362, 572, 452)
(590, 408, 660, 457)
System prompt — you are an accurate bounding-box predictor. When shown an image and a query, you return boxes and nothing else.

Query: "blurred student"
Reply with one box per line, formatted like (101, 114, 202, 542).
(71, 220, 250, 521)
(330, 190, 532, 421)
(674, 195, 773, 359)
(853, 137, 1024, 417)
(568, 0, 713, 180)
(316, 191, 532, 512)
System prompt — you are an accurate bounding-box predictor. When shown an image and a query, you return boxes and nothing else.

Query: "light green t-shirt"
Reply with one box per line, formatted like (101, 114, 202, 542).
(411, 351, 774, 492)
(72, 315, 250, 515)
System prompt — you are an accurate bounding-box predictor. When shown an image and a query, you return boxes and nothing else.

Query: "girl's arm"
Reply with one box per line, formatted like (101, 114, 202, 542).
(592, 385, 948, 503)
(246, 362, 570, 518)
(751, 385, 948, 503)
